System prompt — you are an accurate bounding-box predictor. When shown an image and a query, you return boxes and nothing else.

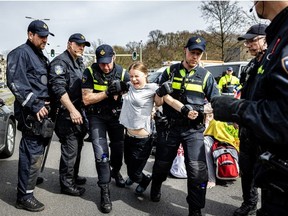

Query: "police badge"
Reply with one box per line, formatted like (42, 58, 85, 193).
(54, 65, 63, 75)
(281, 56, 288, 74)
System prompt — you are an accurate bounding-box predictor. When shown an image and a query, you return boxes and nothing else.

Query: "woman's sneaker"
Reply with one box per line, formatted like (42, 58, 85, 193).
(135, 174, 151, 195)
(125, 177, 134, 186)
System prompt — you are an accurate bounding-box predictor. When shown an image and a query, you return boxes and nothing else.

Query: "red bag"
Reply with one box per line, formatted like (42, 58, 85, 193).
(212, 141, 239, 180)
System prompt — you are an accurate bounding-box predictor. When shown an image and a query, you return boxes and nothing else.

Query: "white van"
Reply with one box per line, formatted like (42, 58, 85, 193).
(204, 61, 249, 83)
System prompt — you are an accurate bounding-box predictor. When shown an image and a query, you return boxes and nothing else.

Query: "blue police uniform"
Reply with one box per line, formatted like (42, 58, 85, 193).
(151, 59, 219, 213)
(6, 40, 50, 201)
(49, 49, 86, 193)
(239, 8, 288, 216)
(212, 8, 288, 216)
(237, 57, 260, 213)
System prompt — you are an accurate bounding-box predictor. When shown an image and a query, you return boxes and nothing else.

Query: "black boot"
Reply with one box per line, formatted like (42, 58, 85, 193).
(150, 180, 162, 202)
(111, 169, 125, 188)
(233, 203, 257, 216)
(135, 174, 151, 194)
(99, 184, 112, 213)
(189, 209, 202, 216)
(75, 176, 87, 185)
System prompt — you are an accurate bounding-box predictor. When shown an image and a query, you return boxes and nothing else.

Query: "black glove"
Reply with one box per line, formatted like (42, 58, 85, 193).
(106, 80, 122, 96)
(120, 81, 129, 93)
(211, 96, 245, 123)
(181, 104, 193, 117)
(156, 81, 173, 97)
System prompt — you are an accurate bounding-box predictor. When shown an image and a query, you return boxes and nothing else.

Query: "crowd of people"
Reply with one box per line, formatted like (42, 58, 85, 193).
(5, 1, 288, 216)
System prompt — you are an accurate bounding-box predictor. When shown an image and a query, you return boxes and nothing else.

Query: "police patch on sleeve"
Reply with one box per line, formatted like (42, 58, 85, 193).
(82, 74, 87, 83)
(54, 65, 63, 75)
(281, 56, 288, 74)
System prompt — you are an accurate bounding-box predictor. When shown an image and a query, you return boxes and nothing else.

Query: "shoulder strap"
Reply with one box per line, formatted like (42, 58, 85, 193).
(88, 65, 105, 85)
(167, 63, 181, 81)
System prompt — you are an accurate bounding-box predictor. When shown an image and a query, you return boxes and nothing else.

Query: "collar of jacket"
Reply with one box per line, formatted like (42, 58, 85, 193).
(26, 39, 49, 64)
(64, 50, 83, 69)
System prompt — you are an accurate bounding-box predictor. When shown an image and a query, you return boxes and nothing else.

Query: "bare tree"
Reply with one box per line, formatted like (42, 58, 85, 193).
(147, 30, 165, 49)
(200, 1, 246, 61)
(242, 6, 270, 28)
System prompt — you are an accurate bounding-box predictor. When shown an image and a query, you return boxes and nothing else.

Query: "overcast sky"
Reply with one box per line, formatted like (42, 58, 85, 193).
(0, 1, 253, 54)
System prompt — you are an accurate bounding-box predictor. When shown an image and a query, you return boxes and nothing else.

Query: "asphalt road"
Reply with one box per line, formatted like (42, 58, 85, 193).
(0, 88, 261, 216)
(0, 128, 262, 216)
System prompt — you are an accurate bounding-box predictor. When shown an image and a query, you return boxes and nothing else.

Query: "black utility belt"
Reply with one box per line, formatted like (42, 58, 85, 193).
(86, 106, 120, 116)
(168, 117, 203, 128)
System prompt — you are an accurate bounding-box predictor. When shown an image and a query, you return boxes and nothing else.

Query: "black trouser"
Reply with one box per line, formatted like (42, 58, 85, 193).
(254, 153, 288, 216)
(88, 114, 124, 185)
(239, 137, 258, 206)
(17, 133, 46, 200)
(257, 189, 288, 216)
(152, 124, 207, 210)
(124, 134, 153, 183)
(55, 118, 84, 188)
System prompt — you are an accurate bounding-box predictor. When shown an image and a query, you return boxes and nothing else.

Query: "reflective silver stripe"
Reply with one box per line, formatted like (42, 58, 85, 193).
(26, 189, 34, 193)
(22, 92, 33, 106)
(221, 93, 234, 96)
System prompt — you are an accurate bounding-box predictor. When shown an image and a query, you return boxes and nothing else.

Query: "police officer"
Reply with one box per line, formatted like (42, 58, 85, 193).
(211, 1, 288, 215)
(6, 20, 54, 212)
(151, 36, 220, 216)
(81, 44, 129, 213)
(49, 33, 91, 196)
(233, 24, 267, 216)
(218, 67, 241, 96)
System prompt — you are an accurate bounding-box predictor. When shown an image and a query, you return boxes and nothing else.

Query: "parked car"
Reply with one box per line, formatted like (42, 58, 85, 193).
(204, 61, 249, 83)
(0, 98, 16, 159)
(148, 71, 163, 84)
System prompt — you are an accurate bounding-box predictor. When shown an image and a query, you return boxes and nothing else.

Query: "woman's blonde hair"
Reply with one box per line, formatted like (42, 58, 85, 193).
(128, 61, 149, 82)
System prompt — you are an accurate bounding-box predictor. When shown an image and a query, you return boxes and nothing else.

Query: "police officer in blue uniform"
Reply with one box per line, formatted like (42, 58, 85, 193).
(49, 33, 90, 196)
(81, 44, 129, 213)
(233, 23, 267, 216)
(151, 36, 220, 216)
(6, 20, 54, 212)
(212, 1, 288, 215)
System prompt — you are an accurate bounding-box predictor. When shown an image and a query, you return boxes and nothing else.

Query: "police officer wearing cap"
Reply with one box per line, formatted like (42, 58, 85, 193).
(49, 33, 91, 196)
(81, 44, 129, 213)
(218, 67, 241, 96)
(211, 1, 288, 215)
(151, 36, 219, 216)
(232, 24, 267, 216)
(6, 20, 54, 212)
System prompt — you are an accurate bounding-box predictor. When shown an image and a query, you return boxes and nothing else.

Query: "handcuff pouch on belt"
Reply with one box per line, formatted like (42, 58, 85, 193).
(26, 115, 55, 138)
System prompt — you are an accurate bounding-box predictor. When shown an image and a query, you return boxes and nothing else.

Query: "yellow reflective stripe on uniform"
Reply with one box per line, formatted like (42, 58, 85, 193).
(121, 69, 125, 81)
(173, 77, 183, 81)
(180, 69, 186, 77)
(202, 71, 210, 89)
(172, 82, 181, 89)
(88, 66, 108, 91)
(185, 83, 203, 92)
(95, 85, 108, 91)
(167, 67, 171, 75)
(258, 65, 264, 74)
(88, 66, 93, 77)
